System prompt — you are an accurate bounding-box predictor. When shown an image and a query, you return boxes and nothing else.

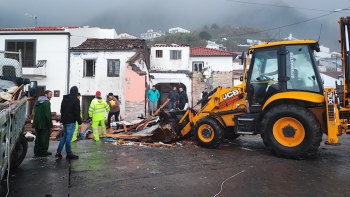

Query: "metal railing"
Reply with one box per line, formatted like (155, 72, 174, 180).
(0, 50, 23, 77)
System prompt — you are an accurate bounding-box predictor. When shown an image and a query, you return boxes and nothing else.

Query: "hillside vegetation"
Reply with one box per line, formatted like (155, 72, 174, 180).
(147, 24, 272, 52)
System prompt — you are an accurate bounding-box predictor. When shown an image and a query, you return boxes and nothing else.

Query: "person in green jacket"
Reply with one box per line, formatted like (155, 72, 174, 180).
(32, 90, 53, 157)
(88, 91, 110, 141)
(72, 93, 82, 142)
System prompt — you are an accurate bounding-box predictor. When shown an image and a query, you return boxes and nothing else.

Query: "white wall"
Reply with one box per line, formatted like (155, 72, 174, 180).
(0, 33, 69, 113)
(117, 33, 138, 39)
(150, 47, 190, 71)
(169, 27, 190, 34)
(150, 72, 192, 106)
(67, 27, 118, 47)
(190, 56, 233, 72)
(321, 73, 340, 88)
(70, 51, 136, 118)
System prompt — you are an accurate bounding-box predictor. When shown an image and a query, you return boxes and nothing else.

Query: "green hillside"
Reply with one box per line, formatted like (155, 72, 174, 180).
(147, 24, 272, 52)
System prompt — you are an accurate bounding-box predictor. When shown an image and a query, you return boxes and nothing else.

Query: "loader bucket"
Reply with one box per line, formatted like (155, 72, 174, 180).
(152, 110, 187, 143)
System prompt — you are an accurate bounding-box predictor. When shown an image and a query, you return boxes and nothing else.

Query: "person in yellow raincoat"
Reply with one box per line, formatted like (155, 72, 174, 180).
(72, 93, 82, 142)
(88, 91, 110, 141)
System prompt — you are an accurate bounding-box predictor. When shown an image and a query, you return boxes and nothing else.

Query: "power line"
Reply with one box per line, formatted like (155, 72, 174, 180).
(221, 11, 345, 39)
(225, 0, 350, 13)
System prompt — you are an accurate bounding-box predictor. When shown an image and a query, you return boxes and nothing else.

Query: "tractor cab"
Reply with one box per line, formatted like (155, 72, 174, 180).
(244, 41, 324, 111)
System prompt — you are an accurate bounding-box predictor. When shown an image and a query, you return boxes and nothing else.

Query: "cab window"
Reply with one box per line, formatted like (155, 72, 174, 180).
(285, 45, 320, 92)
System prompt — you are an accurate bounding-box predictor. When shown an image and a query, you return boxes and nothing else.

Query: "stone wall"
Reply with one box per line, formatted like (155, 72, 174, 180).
(191, 71, 233, 110)
(124, 100, 145, 121)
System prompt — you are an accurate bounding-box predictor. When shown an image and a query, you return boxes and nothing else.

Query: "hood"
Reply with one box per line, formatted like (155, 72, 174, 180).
(70, 86, 79, 96)
(36, 96, 49, 104)
(63, 94, 77, 102)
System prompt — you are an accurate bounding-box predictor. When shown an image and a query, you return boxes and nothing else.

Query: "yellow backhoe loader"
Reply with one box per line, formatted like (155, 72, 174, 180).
(158, 16, 350, 159)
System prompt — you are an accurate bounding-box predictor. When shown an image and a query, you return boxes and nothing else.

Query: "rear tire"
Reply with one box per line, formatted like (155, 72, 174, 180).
(10, 135, 28, 169)
(193, 118, 223, 148)
(261, 104, 322, 159)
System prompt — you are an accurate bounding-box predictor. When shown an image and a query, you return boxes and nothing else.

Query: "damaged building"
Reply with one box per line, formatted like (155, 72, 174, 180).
(69, 38, 150, 121)
(149, 44, 238, 110)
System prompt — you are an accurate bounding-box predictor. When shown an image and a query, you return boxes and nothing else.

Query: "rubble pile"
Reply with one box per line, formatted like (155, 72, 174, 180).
(25, 113, 63, 141)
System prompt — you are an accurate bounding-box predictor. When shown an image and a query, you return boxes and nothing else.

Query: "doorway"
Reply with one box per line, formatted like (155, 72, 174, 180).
(154, 83, 186, 110)
(82, 96, 94, 121)
(29, 86, 45, 115)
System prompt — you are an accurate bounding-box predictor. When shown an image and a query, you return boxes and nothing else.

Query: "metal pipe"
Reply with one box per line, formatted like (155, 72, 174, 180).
(66, 34, 71, 94)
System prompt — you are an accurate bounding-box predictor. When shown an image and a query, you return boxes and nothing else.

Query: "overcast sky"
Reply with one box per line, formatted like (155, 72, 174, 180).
(1, 0, 350, 51)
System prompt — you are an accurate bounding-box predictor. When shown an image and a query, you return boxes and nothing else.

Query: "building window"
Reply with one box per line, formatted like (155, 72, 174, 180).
(107, 59, 120, 77)
(156, 50, 163, 58)
(170, 50, 181, 60)
(5, 40, 36, 67)
(193, 62, 204, 72)
(84, 60, 96, 77)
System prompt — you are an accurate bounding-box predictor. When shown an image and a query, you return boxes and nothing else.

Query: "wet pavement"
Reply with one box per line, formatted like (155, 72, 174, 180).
(3, 134, 350, 197)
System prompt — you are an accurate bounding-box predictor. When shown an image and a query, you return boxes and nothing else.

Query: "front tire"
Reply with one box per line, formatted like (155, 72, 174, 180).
(193, 118, 223, 148)
(261, 104, 322, 159)
(10, 135, 28, 169)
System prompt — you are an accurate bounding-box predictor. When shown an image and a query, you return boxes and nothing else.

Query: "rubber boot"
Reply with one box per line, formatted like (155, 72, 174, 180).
(100, 119, 107, 137)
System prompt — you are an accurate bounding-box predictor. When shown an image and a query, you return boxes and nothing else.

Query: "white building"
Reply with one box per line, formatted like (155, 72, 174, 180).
(140, 29, 164, 41)
(0, 27, 70, 113)
(320, 72, 342, 88)
(238, 39, 265, 47)
(189, 47, 237, 72)
(315, 45, 332, 59)
(149, 44, 192, 106)
(150, 44, 190, 71)
(70, 38, 150, 121)
(206, 41, 226, 51)
(0, 26, 118, 114)
(117, 33, 138, 39)
(67, 26, 118, 47)
(169, 27, 190, 34)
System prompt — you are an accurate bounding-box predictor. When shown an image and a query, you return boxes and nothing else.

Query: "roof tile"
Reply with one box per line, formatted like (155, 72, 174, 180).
(191, 46, 237, 57)
(71, 38, 145, 50)
(0, 26, 65, 31)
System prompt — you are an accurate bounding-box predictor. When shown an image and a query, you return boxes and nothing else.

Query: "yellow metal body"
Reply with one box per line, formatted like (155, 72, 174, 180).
(324, 88, 341, 144)
(178, 86, 246, 137)
(174, 22, 350, 149)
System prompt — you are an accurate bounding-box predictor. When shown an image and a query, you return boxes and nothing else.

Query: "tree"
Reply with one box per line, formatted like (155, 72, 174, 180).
(202, 25, 209, 30)
(211, 23, 220, 30)
(199, 31, 212, 40)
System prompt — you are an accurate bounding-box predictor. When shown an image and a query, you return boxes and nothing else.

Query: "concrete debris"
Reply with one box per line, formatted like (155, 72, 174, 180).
(114, 141, 173, 147)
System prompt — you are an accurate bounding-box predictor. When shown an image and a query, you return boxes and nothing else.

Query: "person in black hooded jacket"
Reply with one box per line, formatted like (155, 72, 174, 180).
(55, 86, 82, 160)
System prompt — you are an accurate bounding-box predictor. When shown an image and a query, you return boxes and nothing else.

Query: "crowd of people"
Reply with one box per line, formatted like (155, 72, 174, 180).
(32, 85, 208, 160)
(32, 86, 120, 160)
(146, 85, 190, 113)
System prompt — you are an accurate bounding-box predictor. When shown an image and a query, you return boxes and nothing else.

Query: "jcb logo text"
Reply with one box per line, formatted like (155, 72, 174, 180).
(222, 89, 239, 100)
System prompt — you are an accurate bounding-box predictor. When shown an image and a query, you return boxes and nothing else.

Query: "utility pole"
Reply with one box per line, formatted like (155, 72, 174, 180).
(25, 13, 37, 27)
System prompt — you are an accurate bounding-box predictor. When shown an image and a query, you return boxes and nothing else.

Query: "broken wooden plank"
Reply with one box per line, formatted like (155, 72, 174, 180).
(12, 84, 24, 101)
(105, 133, 152, 140)
(136, 118, 158, 131)
(123, 123, 127, 133)
(116, 141, 173, 147)
(131, 99, 170, 131)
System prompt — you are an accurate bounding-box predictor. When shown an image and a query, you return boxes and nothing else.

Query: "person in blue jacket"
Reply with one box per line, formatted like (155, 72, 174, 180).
(146, 85, 160, 116)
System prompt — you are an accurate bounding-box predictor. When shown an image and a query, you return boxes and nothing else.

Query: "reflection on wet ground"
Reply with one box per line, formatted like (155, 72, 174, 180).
(5, 135, 350, 197)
